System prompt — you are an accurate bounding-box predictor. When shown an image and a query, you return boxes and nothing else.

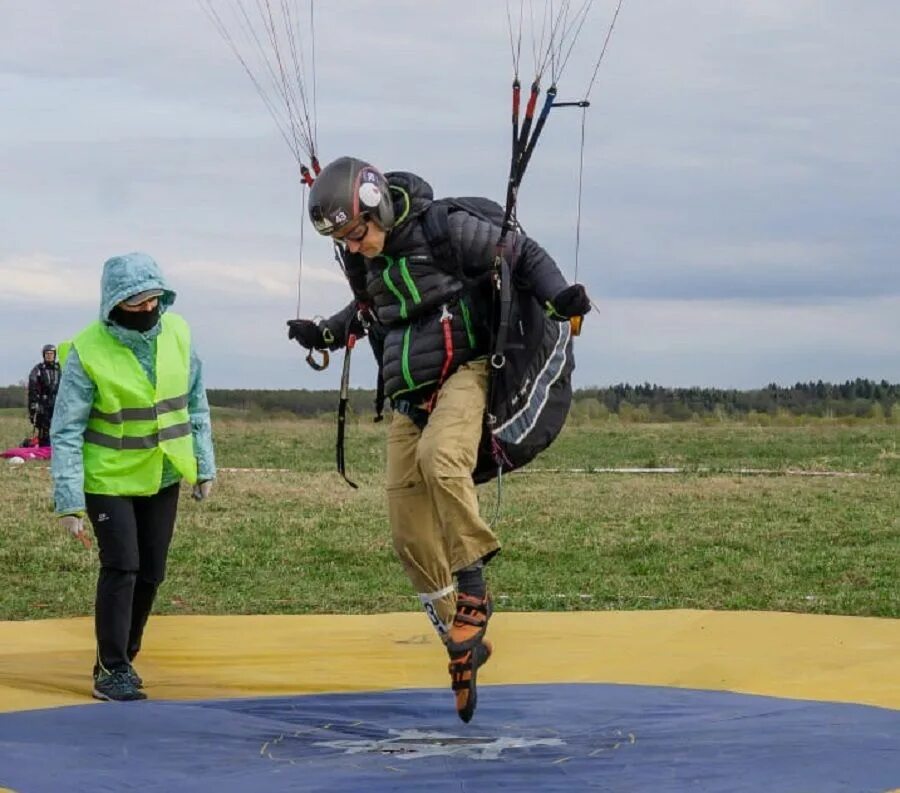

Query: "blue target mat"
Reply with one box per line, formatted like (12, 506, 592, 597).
(1, 684, 898, 792)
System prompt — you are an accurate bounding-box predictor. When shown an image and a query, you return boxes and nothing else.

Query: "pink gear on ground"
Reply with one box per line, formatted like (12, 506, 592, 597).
(1, 445, 52, 460)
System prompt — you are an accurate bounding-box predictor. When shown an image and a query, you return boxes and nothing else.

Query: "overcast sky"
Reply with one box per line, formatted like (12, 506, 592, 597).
(2, 1, 898, 390)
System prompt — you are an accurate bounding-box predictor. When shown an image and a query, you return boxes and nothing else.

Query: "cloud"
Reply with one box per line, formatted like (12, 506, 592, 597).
(0, 254, 98, 306)
(602, 295, 900, 355)
(580, 294, 900, 388)
(1, 0, 899, 388)
(0, 250, 347, 310)
(174, 257, 345, 299)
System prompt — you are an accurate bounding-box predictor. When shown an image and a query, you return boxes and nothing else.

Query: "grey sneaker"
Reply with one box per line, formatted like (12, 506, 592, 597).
(94, 663, 143, 689)
(126, 665, 144, 689)
(92, 668, 147, 702)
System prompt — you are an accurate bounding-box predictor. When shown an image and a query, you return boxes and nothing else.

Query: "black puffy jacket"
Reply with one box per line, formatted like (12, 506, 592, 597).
(321, 172, 570, 404)
(28, 362, 60, 420)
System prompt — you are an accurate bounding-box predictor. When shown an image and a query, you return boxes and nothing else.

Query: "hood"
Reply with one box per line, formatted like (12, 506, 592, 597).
(99, 252, 175, 323)
(384, 171, 434, 229)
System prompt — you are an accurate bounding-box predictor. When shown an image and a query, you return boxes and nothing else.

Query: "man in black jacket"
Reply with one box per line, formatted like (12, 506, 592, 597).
(27, 344, 61, 447)
(288, 156, 590, 722)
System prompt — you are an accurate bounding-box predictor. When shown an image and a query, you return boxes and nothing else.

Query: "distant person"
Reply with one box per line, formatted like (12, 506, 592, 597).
(287, 156, 590, 722)
(27, 344, 61, 446)
(50, 252, 216, 702)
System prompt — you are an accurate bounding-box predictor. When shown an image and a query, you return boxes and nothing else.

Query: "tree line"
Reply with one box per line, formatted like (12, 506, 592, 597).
(205, 379, 900, 421)
(571, 379, 900, 421)
(2, 379, 898, 421)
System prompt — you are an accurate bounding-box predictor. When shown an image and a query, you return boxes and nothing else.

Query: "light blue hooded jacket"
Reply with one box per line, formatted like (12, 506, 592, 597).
(50, 253, 216, 515)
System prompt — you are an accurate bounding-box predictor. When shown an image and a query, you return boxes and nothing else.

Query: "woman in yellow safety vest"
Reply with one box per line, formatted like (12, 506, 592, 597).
(51, 252, 216, 702)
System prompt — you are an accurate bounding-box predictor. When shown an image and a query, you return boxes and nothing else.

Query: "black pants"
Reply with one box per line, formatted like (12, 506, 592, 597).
(85, 483, 180, 672)
(35, 414, 52, 446)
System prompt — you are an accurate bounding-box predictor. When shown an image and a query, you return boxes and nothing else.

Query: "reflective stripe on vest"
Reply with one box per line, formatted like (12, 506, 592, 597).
(88, 394, 189, 424)
(73, 313, 198, 495)
(83, 422, 192, 450)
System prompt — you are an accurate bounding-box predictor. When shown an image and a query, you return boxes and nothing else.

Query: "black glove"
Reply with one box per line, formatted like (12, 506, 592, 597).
(286, 319, 325, 350)
(550, 284, 592, 319)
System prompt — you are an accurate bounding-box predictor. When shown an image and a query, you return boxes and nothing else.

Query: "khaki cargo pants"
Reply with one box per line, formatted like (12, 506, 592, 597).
(386, 360, 501, 638)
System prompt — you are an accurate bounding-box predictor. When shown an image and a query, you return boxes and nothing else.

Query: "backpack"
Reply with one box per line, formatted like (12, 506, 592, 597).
(421, 197, 575, 484)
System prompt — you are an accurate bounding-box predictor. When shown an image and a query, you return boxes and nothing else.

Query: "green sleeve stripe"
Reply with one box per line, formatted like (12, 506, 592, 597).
(398, 258, 421, 304)
(545, 300, 566, 320)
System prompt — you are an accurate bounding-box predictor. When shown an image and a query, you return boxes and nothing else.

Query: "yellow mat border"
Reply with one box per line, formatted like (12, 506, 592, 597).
(0, 610, 897, 713)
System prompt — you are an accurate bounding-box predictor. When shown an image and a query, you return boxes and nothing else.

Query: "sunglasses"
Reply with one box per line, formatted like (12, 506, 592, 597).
(332, 217, 369, 248)
(119, 296, 160, 312)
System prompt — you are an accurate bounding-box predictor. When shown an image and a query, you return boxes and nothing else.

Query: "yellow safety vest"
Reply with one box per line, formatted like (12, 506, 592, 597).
(57, 340, 72, 368)
(72, 313, 197, 495)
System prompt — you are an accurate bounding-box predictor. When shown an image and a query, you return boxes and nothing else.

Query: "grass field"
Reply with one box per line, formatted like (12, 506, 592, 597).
(1, 412, 898, 621)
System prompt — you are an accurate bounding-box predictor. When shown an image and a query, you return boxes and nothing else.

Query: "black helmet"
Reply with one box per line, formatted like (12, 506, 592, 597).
(42, 344, 56, 355)
(308, 156, 394, 235)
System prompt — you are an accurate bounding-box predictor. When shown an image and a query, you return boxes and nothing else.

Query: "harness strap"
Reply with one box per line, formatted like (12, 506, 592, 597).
(425, 304, 455, 413)
(393, 399, 430, 430)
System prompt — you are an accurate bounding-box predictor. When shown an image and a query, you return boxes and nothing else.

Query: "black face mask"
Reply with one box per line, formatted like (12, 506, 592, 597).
(110, 305, 160, 333)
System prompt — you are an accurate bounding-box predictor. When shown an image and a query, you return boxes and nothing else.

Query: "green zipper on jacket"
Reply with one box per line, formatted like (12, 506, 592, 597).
(458, 298, 477, 348)
(401, 326, 416, 391)
(381, 255, 422, 321)
(398, 258, 421, 304)
(381, 256, 407, 320)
